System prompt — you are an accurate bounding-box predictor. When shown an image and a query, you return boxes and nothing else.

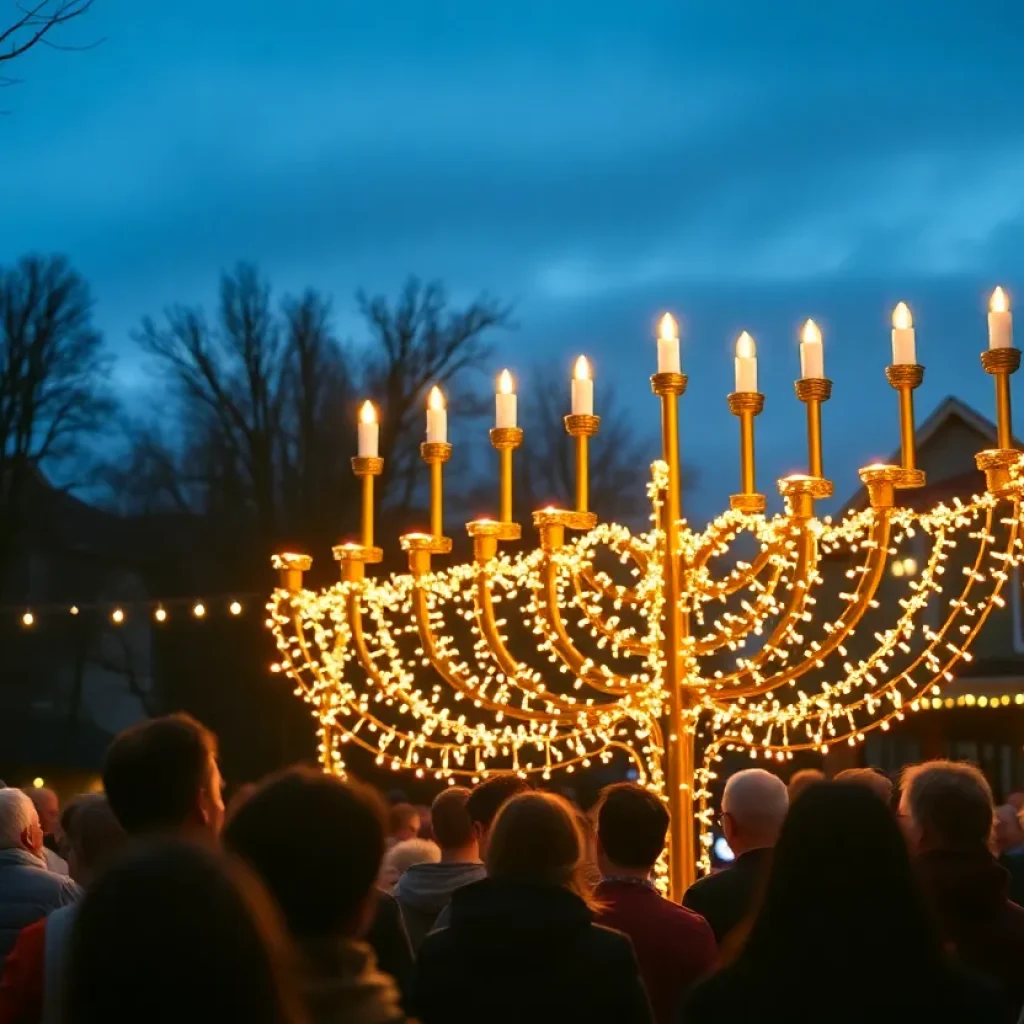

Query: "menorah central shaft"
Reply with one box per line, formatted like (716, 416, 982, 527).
(652, 369, 693, 899)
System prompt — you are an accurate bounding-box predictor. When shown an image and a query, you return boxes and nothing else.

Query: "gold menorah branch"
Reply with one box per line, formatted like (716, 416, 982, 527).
(565, 414, 601, 513)
(271, 304, 1024, 900)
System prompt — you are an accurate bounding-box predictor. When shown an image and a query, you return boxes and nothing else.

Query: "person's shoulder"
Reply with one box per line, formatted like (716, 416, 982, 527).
(683, 865, 731, 903)
(588, 920, 641, 961)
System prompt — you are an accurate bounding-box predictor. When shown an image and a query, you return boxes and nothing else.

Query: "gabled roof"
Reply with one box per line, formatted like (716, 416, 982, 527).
(840, 396, 1017, 511)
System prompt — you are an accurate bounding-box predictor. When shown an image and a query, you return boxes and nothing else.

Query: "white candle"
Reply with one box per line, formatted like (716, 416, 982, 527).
(800, 319, 824, 379)
(426, 385, 447, 443)
(657, 312, 680, 373)
(989, 287, 1013, 349)
(571, 355, 593, 415)
(734, 331, 757, 392)
(891, 302, 915, 364)
(358, 400, 379, 457)
(495, 369, 517, 428)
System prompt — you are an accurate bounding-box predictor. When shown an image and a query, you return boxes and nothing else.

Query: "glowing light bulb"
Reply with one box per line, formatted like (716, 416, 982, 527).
(426, 386, 447, 443)
(32, 778, 44, 789)
(229, 600, 243, 616)
(892, 302, 912, 330)
(21, 611, 34, 627)
(357, 400, 379, 456)
(495, 370, 517, 427)
(111, 608, 125, 624)
(734, 332, 757, 392)
(656, 313, 680, 373)
(988, 286, 1013, 349)
(571, 356, 594, 414)
(799, 319, 824, 378)
(891, 302, 916, 364)
(193, 602, 206, 618)
(154, 607, 168, 623)
(69, 605, 79, 616)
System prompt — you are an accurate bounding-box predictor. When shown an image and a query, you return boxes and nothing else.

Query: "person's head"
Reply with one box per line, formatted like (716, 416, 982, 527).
(102, 714, 224, 840)
(721, 769, 789, 856)
(430, 786, 478, 860)
(900, 760, 994, 852)
(1008, 791, 1024, 812)
(379, 837, 441, 890)
(0, 789, 43, 858)
(415, 804, 433, 841)
(224, 767, 387, 941)
(27, 787, 60, 837)
(994, 804, 1024, 854)
(466, 775, 531, 859)
(388, 803, 420, 844)
(740, 783, 943, 978)
(65, 841, 305, 1024)
(834, 768, 894, 806)
(594, 782, 668, 877)
(62, 795, 126, 886)
(486, 791, 595, 907)
(787, 768, 825, 804)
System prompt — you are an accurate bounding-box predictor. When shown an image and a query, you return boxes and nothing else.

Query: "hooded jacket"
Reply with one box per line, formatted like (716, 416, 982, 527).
(393, 861, 485, 950)
(917, 846, 1024, 1022)
(414, 878, 652, 1024)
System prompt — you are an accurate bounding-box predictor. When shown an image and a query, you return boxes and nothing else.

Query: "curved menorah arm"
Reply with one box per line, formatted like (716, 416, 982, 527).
(531, 553, 655, 696)
(699, 525, 821, 689)
(570, 570, 655, 655)
(723, 510, 893, 699)
(411, 581, 606, 724)
(471, 565, 633, 712)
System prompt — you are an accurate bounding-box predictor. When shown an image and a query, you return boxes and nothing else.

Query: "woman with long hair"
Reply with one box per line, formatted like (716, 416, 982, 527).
(415, 791, 652, 1024)
(63, 840, 307, 1024)
(684, 782, 1000, 1023)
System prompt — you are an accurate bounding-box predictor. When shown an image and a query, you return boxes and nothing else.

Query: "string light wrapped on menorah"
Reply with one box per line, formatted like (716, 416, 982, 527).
(269, 287, 1024, 898)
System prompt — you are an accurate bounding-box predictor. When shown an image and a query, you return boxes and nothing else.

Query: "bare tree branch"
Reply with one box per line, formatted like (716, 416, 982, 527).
(0, 0, 95, 65)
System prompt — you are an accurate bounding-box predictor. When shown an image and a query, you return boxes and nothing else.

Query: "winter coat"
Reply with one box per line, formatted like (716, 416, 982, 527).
(366, 890, 413, 1013)
(414, 878, 653, 1024)
(681, 847, 769, 945)
(298, 937, 405, 1024)
(917, 846, 1024, 1022)
(394, 861, 485, 950)
(0, 850, 79, 974)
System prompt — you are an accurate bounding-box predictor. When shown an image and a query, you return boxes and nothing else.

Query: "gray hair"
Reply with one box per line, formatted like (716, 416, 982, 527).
(723, 769, 789, 837)
(0, 789, 38, 850)
(900, 760, 993, 846)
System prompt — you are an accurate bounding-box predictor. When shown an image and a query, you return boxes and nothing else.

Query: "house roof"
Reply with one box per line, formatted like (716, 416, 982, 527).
(839, 395, 1018, 511)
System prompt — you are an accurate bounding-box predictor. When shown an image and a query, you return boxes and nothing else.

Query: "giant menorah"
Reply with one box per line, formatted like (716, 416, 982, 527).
(269, 292, 1024, 898)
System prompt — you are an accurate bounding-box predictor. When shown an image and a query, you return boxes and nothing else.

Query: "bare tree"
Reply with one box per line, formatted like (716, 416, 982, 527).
(0, 253, 114, 587)
(359, 277, 512, 511)
(129, 265, 356, 567)
(512, 360, 658, 524)
(0, 1, 97, 88)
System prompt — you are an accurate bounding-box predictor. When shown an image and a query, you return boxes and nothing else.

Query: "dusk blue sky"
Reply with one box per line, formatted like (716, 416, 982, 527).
(3, 0, 1024, 517)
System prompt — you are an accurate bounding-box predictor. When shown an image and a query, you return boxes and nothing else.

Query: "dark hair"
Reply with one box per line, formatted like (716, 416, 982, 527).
(64, 795, 125, 876)
(65, 841, 305, 1024)
(595, 783, 668, 870)
(430, 787, 473, 850)
(388, 802, 420, 837)
(224, 767, 386, 938)
(102, 714, 218, 836)
(787, 768, 825, 803)
(739, 783, 943, 977)
(465, 776, 531, 828)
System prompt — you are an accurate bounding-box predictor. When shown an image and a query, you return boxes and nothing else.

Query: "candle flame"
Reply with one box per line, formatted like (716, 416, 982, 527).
(801, 319, 822, 346)
(428, 385, 445, 411)
(359, 400, 377, 425)
(658, 312, 678, 342)
(991, 286, 1010, 314)
(574, 355, 591, 381)
(498, 368, 514, 394)
(892, 301, 913, 330)
(735, 331, 756, 358)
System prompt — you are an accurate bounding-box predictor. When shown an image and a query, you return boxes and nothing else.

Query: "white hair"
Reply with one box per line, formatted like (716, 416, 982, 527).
(379, 838, 440, 891)
(722, 769, 789, 836)
(0, 789, 38, 850)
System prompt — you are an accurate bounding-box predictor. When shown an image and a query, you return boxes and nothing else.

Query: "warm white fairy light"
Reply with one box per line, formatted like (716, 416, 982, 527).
(270, 409, 1024, 886)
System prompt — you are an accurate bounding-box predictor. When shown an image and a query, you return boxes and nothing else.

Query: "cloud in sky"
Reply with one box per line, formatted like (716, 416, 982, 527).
(2, 0, 1023, 514)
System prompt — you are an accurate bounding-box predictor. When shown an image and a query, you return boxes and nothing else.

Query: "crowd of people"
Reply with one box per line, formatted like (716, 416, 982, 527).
(0, 715, 1023, 1022)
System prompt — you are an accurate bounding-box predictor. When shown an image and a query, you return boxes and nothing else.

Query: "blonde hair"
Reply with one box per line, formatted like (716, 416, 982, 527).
(485, 792, 599, 910)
